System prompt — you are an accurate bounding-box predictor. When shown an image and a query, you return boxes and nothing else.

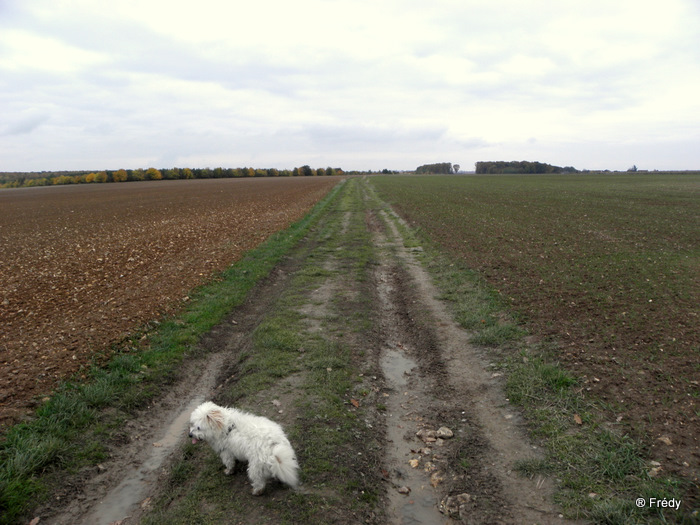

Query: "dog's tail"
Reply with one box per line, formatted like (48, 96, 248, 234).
(270, 442, 299, 489)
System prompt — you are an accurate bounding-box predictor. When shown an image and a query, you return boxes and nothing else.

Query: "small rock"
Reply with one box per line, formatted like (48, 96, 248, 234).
(440, 493, 473, 518)
(416, 429, 437, 443)
(657, 436, 673, 446)
(436, 426, 453, 439)
(397, 486, 411, 495)
(409, 459, 420, 468)
(423, 461, 436, 473)
(430, 471, 444, 487)
(648, 466, 663, 477)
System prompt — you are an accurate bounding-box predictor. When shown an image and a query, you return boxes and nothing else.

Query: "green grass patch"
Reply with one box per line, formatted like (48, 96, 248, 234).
(505, 350, 685, 522)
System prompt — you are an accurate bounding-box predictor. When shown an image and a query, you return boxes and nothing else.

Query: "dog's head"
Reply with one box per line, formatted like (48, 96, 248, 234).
(189, 401, 226, 444)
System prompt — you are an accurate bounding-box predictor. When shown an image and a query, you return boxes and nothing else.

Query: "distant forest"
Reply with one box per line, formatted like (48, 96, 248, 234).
(415, 162, 456, 174)
(413, 161, 579, 175)
(475, 161, 577, 174)
(0, 165, 345, 188)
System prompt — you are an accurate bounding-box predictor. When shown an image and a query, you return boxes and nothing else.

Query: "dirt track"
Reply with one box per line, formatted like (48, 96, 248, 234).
(0, 177, 338, 427)
(38, 178, 571, 524)
(367, 202, 565, 524)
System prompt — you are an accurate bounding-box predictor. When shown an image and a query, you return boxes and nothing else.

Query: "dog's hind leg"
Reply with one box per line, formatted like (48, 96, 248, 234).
(247, 461, 267, 495)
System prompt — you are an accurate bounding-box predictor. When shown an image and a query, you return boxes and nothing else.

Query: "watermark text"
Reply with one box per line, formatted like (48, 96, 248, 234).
(636, 497, 681, 511)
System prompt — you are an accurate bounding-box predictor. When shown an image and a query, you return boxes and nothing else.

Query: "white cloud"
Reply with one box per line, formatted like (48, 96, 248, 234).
(0, 29, 105, 73)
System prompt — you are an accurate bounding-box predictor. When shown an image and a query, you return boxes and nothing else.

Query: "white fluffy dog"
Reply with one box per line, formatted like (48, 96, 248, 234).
(189, 401, 299, 495)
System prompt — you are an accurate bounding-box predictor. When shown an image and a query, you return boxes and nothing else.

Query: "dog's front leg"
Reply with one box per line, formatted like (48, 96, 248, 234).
(220, 450, 236, 475)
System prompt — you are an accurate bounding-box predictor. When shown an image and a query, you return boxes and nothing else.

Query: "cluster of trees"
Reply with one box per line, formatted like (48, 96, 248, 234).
(0, 165, 344, 189)
(475, 161, 577, 174)
(415, 162, 455, 174)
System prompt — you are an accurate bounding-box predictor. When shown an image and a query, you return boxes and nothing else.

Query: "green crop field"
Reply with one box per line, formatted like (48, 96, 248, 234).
(371, 173, 699, 506)
(371, 174, 698, 353)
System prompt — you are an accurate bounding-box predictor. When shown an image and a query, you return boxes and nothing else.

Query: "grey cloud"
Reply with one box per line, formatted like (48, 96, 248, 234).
(304, 124, 447, 149)
(3, 113, 49, 136)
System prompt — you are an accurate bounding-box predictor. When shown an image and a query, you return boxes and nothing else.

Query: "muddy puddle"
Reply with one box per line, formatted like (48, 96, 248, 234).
(381, 344, 451, 525)
(374, 207, 451, 524)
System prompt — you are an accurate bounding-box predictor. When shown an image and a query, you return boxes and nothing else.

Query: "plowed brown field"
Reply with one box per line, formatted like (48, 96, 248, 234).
(0, 177, 339, 427)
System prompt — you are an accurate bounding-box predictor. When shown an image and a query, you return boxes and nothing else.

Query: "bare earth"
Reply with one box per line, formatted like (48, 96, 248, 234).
(0, 177, 338, 427)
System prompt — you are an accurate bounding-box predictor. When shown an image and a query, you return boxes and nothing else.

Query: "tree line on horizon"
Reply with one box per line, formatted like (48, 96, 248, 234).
(0, 165, 345, 189)
(415, 162, 456, 174)
(475, 160, 577, 174)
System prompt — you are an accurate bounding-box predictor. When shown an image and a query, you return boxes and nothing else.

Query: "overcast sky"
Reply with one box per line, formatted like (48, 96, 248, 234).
(1, 0, 699, 173)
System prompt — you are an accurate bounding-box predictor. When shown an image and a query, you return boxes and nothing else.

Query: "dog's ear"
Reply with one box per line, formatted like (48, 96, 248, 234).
(206, 409, 225, 430)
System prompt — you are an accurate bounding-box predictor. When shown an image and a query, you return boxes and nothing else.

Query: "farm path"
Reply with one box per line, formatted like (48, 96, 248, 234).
(363, 181, 567, 524)
(41, 177, 568, 524)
